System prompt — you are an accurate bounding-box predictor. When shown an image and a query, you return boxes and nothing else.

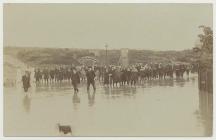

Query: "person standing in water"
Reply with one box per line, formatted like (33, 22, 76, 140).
(22, 71, 31, 92)
(86, 67, 96, 91)
(71, 68, 80, 93)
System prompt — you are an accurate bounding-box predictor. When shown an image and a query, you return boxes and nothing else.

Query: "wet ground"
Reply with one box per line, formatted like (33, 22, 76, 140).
(4, 73, 212, 136)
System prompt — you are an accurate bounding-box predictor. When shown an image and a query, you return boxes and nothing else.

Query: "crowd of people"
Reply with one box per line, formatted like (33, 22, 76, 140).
(25, 63, 198, 93)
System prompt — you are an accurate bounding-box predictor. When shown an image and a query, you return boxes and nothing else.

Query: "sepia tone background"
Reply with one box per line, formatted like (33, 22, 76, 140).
(4, 4, 212, 50)
(3, 3, 213, 136)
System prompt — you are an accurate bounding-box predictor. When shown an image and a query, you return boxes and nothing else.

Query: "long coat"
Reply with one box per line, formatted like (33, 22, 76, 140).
(22, 75, 30, 90)
(71, 72, 80, 84)
(86, 70, 96, 83)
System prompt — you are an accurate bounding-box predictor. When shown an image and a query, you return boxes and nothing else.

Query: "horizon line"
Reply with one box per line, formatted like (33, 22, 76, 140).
(4, 46, 193, 52)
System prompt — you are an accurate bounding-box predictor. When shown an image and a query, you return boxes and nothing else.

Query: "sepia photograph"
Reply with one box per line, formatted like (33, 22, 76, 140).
(3, 3, 213, 137)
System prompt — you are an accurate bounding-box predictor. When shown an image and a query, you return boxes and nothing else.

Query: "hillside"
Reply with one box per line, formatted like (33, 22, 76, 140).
(4, 47, 197, 67)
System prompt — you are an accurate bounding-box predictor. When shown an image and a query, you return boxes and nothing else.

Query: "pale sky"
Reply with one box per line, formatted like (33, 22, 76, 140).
(4, 3, 213, 51)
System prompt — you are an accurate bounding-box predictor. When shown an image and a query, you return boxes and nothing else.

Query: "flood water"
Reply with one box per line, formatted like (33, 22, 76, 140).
(4, 73, 212, 136)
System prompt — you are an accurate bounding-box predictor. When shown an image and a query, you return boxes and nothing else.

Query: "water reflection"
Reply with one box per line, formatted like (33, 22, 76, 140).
(72, 93, 80, 110)
(35, 82, 72, 93)
(22, 94, 31, 113)
(32, 77, 193, 95)
(144, 79, 175, 88)
(103, 86, 137, 99)
(104, 87, 110, 95)
(87, 90, 95, 107)
(196, 91, 213, 136)
(175, 78, 186, 87)
(131, 87, 136, 95)
(5, 74, 213, 136)
(20, 76, 198, 113)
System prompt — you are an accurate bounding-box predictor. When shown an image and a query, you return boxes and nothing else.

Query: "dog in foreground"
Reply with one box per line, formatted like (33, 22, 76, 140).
(57, 123, 72, 135)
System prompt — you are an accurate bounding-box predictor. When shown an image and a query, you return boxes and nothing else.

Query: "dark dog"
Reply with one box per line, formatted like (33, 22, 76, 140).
(57, 123, 72, 135)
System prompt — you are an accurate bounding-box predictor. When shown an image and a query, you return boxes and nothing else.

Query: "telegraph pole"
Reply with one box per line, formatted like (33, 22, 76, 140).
(105, 43, 108, 66)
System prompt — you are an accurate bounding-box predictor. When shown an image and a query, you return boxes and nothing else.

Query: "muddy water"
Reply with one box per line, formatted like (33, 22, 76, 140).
(4, 74, 212, 136)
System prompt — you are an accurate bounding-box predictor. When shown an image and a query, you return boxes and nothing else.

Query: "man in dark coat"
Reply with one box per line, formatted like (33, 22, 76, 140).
(34, 69, 41, 83)
(43, 68, 49, 83)
(125, 68, 132, 85)
(22, 71, 31, 92)
(71, 69, 80, 92)
(86, 67, 96, 91)
(120, 68, 127, 85)
(131, 67, 138, 86)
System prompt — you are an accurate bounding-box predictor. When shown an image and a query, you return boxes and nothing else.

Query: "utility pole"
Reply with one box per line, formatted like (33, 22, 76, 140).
(105, 43, 108, 66)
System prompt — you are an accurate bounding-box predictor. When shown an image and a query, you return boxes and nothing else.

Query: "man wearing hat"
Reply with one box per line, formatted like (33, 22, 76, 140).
(22, 71, 31, 92)
(71, 68, 80, 93)
(86, 67, 96, 91)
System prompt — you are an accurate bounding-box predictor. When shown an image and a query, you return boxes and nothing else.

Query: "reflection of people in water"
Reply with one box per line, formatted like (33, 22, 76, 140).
(87, 90, 95, 106)
(131, 86, 136, 95)
(72, 92, 80, 110)
(121, 86, 136, 98)
(175, 78, 186, 87)
(103, 87, 111, 100)
(23, 94, 31, 113)
(164, 79, 174, 87)
(104, 87, 109, 95)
